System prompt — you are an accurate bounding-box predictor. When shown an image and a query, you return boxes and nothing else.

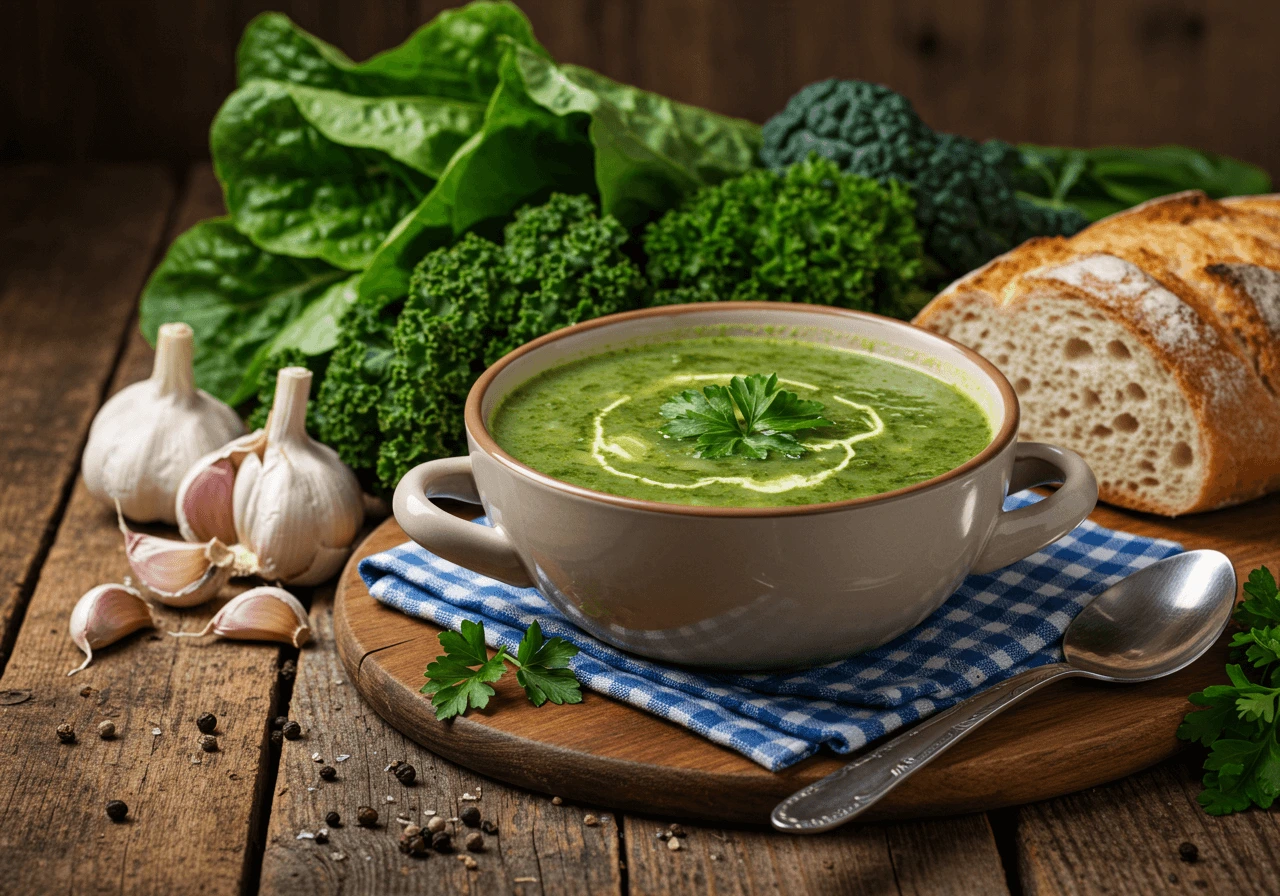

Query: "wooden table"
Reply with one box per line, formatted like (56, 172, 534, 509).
(1, 162, 1277, 895)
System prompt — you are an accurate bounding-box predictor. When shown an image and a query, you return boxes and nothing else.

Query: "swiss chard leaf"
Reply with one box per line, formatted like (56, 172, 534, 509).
(138, 218, 346, 404)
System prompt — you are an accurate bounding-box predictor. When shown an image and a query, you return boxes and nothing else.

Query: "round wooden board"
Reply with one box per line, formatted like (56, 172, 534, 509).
(335, 498, 1280, 824)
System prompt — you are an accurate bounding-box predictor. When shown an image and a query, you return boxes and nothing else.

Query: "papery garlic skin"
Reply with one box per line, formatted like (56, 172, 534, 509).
(83, 323, 245, 524)
(179, 367, 363, 586)
(172, 586, 310, 647)
(68, 584, 158, 675)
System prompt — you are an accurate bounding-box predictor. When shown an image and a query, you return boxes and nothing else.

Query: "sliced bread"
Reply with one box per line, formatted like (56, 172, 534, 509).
(914, 191, 1280, 516)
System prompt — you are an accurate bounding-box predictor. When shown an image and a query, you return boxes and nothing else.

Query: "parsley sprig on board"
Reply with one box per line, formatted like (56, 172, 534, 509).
(659, 373, 833, 460)
(421, 619, 583, 720)
(1178, 566, 1280, 814)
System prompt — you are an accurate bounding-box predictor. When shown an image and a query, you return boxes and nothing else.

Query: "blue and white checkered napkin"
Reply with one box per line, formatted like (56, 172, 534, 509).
(359, 493, 1181, 771)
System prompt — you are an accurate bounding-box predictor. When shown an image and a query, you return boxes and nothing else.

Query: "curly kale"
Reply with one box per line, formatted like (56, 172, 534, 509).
(312, 195, 647, 495)
(644, 156, 923, 314)
(245, 348, 327, 434)
(760, 79, 1085, 279)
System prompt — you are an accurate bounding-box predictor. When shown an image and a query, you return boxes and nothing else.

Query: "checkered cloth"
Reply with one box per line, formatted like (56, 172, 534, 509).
(359, 493, 1181, 771)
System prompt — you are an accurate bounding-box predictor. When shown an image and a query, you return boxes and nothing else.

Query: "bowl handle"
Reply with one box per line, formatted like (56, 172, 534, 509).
(392, 456, 534, 588)
(971, 442, 1098, 575)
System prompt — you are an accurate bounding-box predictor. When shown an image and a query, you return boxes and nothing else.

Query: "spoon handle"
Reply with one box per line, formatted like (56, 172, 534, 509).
(771, 663, 1079, 832)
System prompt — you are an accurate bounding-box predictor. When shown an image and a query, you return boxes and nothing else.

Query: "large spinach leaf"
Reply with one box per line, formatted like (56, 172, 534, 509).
(139, 219, 347, 404)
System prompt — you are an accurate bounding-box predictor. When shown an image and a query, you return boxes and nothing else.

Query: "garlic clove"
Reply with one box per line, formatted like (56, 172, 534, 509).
(68, 584, 158, 675)
(172, 586, 311, 647)
(176, 430, 267, 543)
(83, 322, 245, 524)
(118, 507, 234, 607)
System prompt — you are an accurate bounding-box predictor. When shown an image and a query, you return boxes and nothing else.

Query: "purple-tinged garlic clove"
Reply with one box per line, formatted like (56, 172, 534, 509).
(68, 584, 158, 675)
(118, 506, 236, 607)
(175, 430, 267, 544)
(171, 586, 310, 647)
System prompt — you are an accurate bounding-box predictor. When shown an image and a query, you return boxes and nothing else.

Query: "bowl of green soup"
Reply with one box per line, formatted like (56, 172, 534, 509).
(393, 303, 1097, 669)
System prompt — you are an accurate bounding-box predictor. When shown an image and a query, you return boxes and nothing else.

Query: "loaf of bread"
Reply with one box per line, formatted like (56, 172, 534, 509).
(914, 190, 1280, 516)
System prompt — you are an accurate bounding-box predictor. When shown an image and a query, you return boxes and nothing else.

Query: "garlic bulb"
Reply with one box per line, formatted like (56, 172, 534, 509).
(176, 367, 363, 586)
(171, 586, 310, 647)
(118, 507, 241, 607)
(83, 322, 245, 523)
(68, 584, 158, 675)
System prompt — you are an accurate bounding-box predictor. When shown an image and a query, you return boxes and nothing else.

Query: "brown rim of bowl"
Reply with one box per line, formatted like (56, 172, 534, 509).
(465, 302, 1020, 518)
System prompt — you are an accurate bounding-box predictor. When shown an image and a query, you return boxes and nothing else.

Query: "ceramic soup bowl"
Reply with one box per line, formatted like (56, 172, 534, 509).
(393, 303, 1098, 670)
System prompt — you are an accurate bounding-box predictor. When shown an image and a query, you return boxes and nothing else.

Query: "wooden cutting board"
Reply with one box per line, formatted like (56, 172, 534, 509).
(334, 496, 1280, 824)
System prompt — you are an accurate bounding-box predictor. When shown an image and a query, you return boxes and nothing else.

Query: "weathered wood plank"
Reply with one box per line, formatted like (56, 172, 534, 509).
(0, 164, 293, 895)
(623, 814, 1009, 896)
(258, 586, 623, 895)
(0, 164, 175, 670)
(1015, 755, 1280, 895)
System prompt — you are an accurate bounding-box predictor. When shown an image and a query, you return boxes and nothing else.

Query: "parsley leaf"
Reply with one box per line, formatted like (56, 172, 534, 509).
(420, 618, 583, 720)
(1180, 566, 1280, 815)
(659, 373, 833, 460)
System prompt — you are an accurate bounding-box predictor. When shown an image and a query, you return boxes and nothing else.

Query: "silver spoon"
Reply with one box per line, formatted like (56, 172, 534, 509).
(771, 549, 1237, 833)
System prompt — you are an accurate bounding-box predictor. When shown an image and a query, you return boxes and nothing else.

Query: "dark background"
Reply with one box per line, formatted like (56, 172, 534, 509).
(3, 0, 1279, 176)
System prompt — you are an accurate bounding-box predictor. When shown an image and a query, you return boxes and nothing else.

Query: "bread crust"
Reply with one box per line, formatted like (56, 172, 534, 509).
(915, 191, 1280, 516)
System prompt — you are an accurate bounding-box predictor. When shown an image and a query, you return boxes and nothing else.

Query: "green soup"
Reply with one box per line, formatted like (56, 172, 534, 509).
(490, 336, 993, 507)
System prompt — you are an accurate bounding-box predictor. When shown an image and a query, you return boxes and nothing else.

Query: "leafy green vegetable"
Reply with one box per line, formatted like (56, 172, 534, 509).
(1179, 565, 1280, 815)
(1010, 144, 1273, 222)
(138, 219, 347, 404)
(758, 80, 1085, 280)
(421, 619, 581, 719)
(660, 374, 833, 460)
(644, 155, 923, 314)
(357, 40, 760, 305)
(245, 348, 328, 433)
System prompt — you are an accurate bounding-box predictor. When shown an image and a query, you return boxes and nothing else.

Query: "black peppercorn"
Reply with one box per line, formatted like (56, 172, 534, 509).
(399, 832, 429, 857)
(431, 831, 453, 853)
(56, 722, 76, 744)
(106, 800, 128, 822)
(281, 720, 303, 740)
(464, 831, 484, 853)
(319, 765, 336, 781)
(460, 805, 481, 828)
(198, 734, 219, 753)
(314, 829, 329, 845)
(393, 763, 416, 786)
(270, 730, 283, 746)
(356, 806, 378, 827)
(272, 715, 288, 730)
(325, 811, 341, 827)
(1178, 841, 1199, 863)
(195, 712, 217, 734)
(481, 820, 499, 835)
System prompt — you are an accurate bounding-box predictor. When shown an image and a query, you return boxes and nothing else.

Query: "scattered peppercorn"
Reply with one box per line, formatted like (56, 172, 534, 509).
(460, 805, 481, 828)
(105, 800, 128, 822)
(56, 722, 76, 744)
(356, 806, 378, 827)
(196, 712, 217, 734)
(281, 720, 302, 740)
(279, 659, 296, 681)
(431, 831, 454, 853)
(481, 820, 499, 835)
(319, 765, 337, 781)
(272, 716, 287, 729)
(464, 831, 484, 852)
(79, 686, 94, 697)
(393, 763, 416, 786)
(325, 811, 341, 827)
(426, 816, 447, 834)
(97, 720, 116, 740)
(270, 730, 283, 747)
(667, 837, 682, 852)
(658, 831, 671, 841)
(1179, 841, 1199, 864)
(198, 734, 219, 753)
(399, 832, 430, 857)
(551, 796, 563, 805)
(583, 814, 599, 827)
(459, 854, 479, 870)
(315, 829, 329, 845)
(669, 823, 686, 838)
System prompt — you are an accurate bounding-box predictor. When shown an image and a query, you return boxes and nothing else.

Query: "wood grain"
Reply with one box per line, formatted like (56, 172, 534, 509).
(0, 166, 291, 896)
(259, 586, 623, 896)
(3, 0, 1278, 174)
(624, 814, 1009, 895)
(0, 164, 174, 671)
(335, 494, 1280, 824)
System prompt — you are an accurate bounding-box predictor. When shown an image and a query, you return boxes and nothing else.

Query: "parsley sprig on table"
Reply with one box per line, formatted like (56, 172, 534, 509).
(1178, 566, 1280, 814)
(659, 373, 833, 460)
(421, 619, 583, 720)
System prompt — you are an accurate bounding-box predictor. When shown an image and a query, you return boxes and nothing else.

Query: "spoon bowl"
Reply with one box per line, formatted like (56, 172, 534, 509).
(772, 549, 1238, 832)
(1064, 549, 1238, 682)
